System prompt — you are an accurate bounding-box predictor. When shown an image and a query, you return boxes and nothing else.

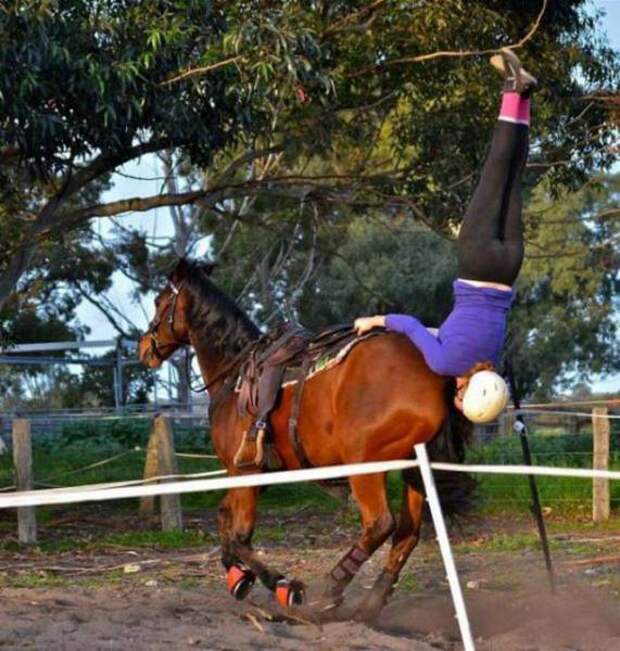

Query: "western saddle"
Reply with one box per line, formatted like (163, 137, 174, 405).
(211, 323, 376, 472)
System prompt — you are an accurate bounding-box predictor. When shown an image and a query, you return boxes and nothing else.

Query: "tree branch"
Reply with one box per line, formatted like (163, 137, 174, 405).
(68, 168, 406, 221)
(349, 0, 548, 77)
(322, 0, 386, 36)
(0, 137, 181, 310)
(160, 55, 244, 86)
(73, 284, 130, 337)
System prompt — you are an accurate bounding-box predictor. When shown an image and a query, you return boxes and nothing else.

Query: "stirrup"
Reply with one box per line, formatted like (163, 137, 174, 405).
(254, 428, 284, 471)
(233, 428, 261, 469)
(234, 421, 283, 471)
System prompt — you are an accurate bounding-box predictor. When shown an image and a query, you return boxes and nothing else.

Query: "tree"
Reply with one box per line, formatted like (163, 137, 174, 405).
(1, 0, 618, 314)
(506, 173, 620, 398)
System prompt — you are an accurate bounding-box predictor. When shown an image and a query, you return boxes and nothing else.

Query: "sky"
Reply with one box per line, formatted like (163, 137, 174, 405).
(74, 2, 620, 393)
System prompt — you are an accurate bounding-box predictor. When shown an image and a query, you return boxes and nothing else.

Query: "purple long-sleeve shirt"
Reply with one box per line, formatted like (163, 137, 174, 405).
(385, 280, 515, 376)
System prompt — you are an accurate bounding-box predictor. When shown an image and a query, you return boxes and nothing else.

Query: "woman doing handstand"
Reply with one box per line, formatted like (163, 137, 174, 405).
(355, 49, 536, 423)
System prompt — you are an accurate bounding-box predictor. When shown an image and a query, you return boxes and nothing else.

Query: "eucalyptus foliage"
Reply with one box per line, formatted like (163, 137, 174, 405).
(1, 0, 618, 313)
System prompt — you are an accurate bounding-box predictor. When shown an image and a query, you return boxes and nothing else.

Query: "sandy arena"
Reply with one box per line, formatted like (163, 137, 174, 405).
(2, 507, 620, 650)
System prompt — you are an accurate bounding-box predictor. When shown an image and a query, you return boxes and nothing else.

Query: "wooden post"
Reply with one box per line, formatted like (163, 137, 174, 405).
(12, 419, 37, 543)
(500, 411, 515, 437)
(592, 407, 610, 523)
(139, 415, 182, 531)
(156, 416, 183, 532)
(139, 418, 161, 517)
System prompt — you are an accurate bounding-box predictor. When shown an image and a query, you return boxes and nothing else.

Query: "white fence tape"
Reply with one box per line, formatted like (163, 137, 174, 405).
(0, 459, 419, 509)
(516, 408, 620, 419)
(25, 469, 228, 495)
(1, 458, 620, 510)
(430, 462, 620, 480)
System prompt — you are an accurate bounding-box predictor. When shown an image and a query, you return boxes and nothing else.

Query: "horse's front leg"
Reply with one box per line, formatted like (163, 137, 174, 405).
(218, 487, 304, 606)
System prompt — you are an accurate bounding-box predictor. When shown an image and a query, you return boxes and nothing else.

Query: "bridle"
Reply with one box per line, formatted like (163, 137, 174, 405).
(148, 280, 184, 361)
(146, 278, 254, 406)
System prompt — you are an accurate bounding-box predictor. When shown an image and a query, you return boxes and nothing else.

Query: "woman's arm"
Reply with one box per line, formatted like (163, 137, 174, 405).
(384, 314, 452, 376)
(355, 313, 451, 375)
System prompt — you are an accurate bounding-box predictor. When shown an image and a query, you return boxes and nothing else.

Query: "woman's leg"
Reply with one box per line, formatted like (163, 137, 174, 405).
(496, 126, 529, 284)
(457, 91, 531, 284)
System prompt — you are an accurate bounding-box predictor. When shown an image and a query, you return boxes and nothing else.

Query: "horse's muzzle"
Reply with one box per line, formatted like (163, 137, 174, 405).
(138, 335, 162, 369)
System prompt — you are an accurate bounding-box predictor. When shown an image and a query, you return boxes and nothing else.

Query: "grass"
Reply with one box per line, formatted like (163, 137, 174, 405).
(466, 428, 620, 515)
(0, 528, 215, 554)
(1, 418, 619, 529)
(454, 516, 620, 556)
(455, 532, 547, 554)
(0, 569, 127, 590)
(396, 572, 421, 592)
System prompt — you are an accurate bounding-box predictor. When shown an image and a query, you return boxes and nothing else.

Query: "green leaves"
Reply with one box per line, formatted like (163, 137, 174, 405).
(0, 0, 618, 403)
(508, 174, 620, 397)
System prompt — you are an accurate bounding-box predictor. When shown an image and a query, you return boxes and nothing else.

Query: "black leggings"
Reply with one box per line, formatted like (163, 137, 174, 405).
(457, 121, 529, 285)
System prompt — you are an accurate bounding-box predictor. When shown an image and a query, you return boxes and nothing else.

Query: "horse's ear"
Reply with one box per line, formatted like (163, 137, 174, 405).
(170, 257, 190, 282)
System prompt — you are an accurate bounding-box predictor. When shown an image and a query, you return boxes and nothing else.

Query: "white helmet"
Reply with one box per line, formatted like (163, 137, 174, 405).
(462, 370, 509, 423)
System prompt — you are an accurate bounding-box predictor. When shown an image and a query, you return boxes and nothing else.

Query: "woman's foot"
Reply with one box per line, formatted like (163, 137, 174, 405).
(490, 48, 537, 94)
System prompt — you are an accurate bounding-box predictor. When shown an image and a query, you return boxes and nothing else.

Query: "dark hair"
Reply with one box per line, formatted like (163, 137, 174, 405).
(182, 260, 260, 355)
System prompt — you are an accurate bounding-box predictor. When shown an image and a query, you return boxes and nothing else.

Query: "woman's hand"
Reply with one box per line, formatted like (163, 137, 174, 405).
(354, 315, 386, 336)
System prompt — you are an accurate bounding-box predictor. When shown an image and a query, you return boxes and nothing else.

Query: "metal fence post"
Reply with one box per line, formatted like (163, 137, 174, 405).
(414, 443, 475, 651)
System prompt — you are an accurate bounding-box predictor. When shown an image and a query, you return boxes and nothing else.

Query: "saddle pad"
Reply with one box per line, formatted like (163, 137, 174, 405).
(282, 331, 381, 387)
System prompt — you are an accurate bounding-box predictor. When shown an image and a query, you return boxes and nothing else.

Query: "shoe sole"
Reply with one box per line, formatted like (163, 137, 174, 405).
(490, 49, 538, 88)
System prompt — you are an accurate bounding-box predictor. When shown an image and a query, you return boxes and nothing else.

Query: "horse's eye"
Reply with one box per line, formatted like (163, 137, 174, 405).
(155, 297, 161, 307)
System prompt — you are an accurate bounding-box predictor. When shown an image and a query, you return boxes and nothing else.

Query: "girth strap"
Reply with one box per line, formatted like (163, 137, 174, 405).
(288, 356, 314, 468)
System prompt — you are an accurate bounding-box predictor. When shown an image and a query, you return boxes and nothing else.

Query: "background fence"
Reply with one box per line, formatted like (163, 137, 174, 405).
(0, 400, 618, 544)
(474, 406, 620, 514)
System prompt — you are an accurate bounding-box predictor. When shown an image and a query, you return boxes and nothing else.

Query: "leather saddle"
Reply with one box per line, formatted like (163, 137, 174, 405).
(231, 322, 373, 471)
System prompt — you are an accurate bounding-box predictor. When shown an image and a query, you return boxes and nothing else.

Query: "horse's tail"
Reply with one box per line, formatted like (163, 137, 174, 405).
(403, 386, 477, 518)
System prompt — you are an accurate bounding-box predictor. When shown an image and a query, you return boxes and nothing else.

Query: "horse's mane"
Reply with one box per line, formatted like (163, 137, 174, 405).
(183, 260, 260, 355)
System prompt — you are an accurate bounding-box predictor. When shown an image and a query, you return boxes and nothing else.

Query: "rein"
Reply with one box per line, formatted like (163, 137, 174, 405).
(192, 340, 256, 395)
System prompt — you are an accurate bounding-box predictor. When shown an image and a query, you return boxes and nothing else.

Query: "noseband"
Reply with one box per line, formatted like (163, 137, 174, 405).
(148, 280, 184, 361)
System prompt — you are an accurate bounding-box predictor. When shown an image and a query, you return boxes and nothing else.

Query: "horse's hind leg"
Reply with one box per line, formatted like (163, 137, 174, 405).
(354, 482, 424, 621)
(319, 473, 395, 610)
(218, 487, 303, 604)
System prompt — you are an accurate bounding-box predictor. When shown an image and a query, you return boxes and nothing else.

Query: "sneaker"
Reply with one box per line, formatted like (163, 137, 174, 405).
(490, 48, 537, 94)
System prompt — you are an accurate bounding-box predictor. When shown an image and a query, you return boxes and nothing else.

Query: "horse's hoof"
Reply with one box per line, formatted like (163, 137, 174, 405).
(354, 570, 394, 621)
(226, 564, 256, 600)
(353, 604, 382, 624)
(275, 578, 305, 608)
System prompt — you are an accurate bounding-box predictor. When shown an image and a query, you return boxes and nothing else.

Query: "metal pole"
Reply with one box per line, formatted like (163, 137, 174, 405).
(116, 342, 124, 407)
(186, 349, 192, 409)
(414, 443, 475, 651)
(112, 365, 120, 409)
(506, 363, 555, 592)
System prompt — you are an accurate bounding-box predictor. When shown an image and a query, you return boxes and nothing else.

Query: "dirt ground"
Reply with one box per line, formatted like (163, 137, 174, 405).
(2, 508, 620, 650)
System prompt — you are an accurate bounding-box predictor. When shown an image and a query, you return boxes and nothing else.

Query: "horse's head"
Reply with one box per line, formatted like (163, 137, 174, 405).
(138, 258, 214, 368)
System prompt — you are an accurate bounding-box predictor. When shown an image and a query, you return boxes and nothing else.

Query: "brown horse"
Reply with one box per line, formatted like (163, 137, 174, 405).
(138, 258, 472, 619)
